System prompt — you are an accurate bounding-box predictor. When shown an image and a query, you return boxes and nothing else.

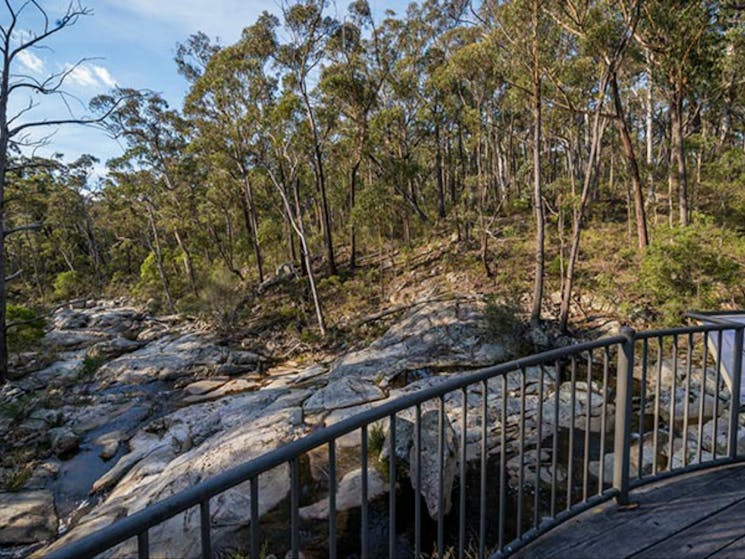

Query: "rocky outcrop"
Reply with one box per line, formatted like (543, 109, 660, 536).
(0, 491, 58, 545)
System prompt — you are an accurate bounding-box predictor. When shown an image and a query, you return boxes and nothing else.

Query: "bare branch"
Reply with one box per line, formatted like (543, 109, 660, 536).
(4, 223, 43, 236)
(8, 92, 126, 138)
(4, 269, 23, 283)
(9, 3, 92, 62)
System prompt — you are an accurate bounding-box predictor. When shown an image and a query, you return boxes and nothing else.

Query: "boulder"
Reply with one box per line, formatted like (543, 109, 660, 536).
(49, 426, 79, 456)
(0, 491, 58, 545)
(299, 467, 387, 521)
(409, 409, 457, 520)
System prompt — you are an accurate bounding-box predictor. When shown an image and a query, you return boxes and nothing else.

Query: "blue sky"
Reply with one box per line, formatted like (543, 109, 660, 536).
(7, 0, 403, 176)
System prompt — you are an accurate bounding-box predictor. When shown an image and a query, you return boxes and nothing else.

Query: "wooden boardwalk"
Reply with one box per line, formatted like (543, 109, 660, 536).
(514, 463, 745, 559)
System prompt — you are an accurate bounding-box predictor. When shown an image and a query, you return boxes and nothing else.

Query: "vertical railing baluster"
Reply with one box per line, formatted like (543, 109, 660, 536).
(599, 348, 609, 493)
(668, 335, 678, 471)
(638, 339, 648, 479)
(652, 337, 663, 475)
(614, 327, 635, 505)
(480, 381, 487, 559)
(683, 333, 693, 468)
(566, 356, 577, 510)
(290, 458, 299, 559)
(534, 365, 545, 529)
(518, 367, 526, 536)
(550, 361, 560, 518)
(329, 440, 337, 559)
(728, 327, 743, 459)
(361, 426, 369, 559)
(583, 351, 592, 502)
(389, 414, 397, 559)
(714, 331, 723, 460)
(415, 405, 422, 559)
(499, 374, 507, 551)
(459, 388, 467, 559)
(698, 337, 709, 464)
(200, 500, 211, 559)
(438, 396, 445, 558)
(137, 531, 149, 559)
(250, 477, 259, 559)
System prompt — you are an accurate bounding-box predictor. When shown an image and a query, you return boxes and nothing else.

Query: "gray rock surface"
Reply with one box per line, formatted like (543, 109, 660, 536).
(0, 491, 58, 545)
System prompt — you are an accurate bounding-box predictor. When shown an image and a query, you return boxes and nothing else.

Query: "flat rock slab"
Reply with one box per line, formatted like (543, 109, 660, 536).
(0, 491, 58, 545)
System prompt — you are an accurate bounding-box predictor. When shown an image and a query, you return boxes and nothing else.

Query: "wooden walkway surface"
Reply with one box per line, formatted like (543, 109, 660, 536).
(514, 463, 745, 559)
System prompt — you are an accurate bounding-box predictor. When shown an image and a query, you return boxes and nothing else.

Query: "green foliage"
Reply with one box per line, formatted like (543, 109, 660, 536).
(484, 296, 521, 338)
(6, 305, 45, 353)
(196, 267, 245, 330)
(53, 270, 83, 300)
(640, 219, 743, 324)
(78, 355, 108, 378)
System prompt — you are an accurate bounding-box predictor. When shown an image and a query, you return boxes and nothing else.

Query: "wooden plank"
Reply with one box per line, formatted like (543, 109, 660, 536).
(708, 534, 745, 558)
(515, 465, 745, 559)
(632, 494, 745, 558)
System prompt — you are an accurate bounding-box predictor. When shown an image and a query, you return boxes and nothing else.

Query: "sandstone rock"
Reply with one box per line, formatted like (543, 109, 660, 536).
(94, 430, 128, 460)
(22, 460, 61, 491)
(0, 491, 57, 545)
(86, 337, 142, 361)
(183, 379, 228, 396)
(303, 375, 386, 413)
(182, 379, 261, 404)
(95, 333, 231, 385)
(52, 309, 89, 330)
(299, 467, 387, 521)
(506, 449, 566, 489)
(409, 409, 457, 519)
(43, 390, 308, 559)
(49, 426, 79, 456)
(43, 330, 109, 350)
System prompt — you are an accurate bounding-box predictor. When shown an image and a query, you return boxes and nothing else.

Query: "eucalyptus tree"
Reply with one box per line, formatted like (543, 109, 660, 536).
(635, 1, 721, 226)
(185, 16, 280, 284)
(277, 0, 339, 275)
(94, 90, 201, 304)
(320, 0, 388, 268)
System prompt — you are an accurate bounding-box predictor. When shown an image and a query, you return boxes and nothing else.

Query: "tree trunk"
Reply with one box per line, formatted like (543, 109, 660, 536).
(174, 229, 198, 296)
(530, 0, 545, 325)
(611, 72, 649, 249)
(146, 205, 174, 312)
(670, 86, 689, 226)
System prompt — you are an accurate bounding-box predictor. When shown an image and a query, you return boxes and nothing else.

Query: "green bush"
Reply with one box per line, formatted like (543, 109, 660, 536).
(640, 218, 743, 324)
(484, 296, 521, 338)
(53, 270, 83, 300)
(6, 305, 45, 353)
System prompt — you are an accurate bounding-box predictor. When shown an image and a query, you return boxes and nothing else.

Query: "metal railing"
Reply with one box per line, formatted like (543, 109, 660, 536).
(46, 316, 745, 559)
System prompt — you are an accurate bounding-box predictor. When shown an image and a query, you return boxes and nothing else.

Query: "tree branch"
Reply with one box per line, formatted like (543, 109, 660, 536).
(4, 223, 43, 236)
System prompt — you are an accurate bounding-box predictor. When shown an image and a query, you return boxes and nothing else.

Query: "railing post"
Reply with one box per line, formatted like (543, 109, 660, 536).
(728, 326, 744, 459)
(614, 327, 634, 505)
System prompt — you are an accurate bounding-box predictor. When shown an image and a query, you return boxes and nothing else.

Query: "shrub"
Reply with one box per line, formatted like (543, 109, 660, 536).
(484, 295, 521, 338)
(640, 218, 743, 324)
(53, 270, 83, 300)
(6, 305, 45, 353)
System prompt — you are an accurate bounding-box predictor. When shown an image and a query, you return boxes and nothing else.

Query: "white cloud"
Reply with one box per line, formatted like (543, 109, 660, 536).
(66, 64, 98, 87)
(92, 65, 117, 88)
(17, 50, 45, 74)
(63, 63, 117, 89)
